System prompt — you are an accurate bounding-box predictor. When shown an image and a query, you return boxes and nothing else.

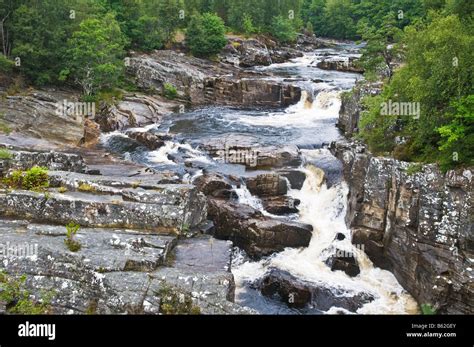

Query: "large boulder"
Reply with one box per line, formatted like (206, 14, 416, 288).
(126, 131, 171, 150)
(277, 169, 307, 190)
(270, 47, 304, 64)
(0, 91, 84, 146)
(81, 118, 101, 148)
(324, 248, 361, 277)
(126, 50, 301, 108)
(316, 57, 364, 73)
(94, 95, 175, 132)
(235, 39, 273, 67)
(261, 196, 300, 215)
(194, 173, 235, 199)
(207, 199, 312, 258)
(245, 174, 288, 197)
(259, 268, 374, 312)
(201, 134, 302, 169)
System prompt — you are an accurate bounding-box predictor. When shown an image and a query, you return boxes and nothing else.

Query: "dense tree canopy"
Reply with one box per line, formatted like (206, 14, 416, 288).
(0, 0, 472, 169)
(359, 11, 474, 169)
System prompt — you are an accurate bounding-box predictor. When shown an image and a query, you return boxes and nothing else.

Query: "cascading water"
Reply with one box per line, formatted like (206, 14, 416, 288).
(100, 42, 418, 314)
(233, 165, 419, 314)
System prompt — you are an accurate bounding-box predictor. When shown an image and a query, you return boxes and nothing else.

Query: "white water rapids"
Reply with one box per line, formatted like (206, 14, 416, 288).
(232, 90, 419, 314)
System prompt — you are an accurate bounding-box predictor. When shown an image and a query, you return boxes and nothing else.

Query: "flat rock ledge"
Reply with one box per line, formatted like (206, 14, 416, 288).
(0, 220, 251, 314)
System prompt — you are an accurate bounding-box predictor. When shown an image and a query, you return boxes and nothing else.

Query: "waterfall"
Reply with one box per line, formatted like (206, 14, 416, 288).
(233, 162, 419, 314)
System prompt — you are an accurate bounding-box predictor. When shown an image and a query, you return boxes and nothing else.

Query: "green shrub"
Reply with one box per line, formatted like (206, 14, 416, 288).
(0, 55, 14, 73)
(0, 271, 54, 314)
(0, 149, 12, 160)
(23, 166, 49, 191)
(186, 13, 227, 58)
(163, 83, 178, 100)
(420, 303, 436, 315)
(242, 14, 256, 38)
(358, 95, 397, 155)
(270, 15, 297, 44)
(360, 15, 474, 170)
(437, 95, 474, 171)
(64, 222, 81, 252)
(3, 166, 49, 191)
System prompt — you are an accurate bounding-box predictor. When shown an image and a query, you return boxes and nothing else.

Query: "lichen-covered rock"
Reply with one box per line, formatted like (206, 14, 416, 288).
(0, 220, 250, 314)
(331, 140, 474, 314)
(0, 185, 207, 234)
(0, 147, 87, 173)
(48, 170, 179, 191)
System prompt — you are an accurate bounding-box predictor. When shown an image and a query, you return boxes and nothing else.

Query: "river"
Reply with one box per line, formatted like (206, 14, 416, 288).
(101, 42, 418, 314)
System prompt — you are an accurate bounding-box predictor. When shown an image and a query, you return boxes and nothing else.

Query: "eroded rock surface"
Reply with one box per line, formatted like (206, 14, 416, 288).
(126, 50, 301, 108)
(331, 141, 474, 314)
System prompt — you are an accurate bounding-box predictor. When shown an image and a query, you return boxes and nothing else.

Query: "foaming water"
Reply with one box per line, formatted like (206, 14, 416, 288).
(234, 185, 264, 211)
(233, 163, 419, 314)
(148, 141, 213, 166)
(237, 90, 341, 128)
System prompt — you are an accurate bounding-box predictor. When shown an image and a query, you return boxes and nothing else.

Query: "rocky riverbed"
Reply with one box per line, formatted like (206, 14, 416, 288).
(0, 35, 471, 315)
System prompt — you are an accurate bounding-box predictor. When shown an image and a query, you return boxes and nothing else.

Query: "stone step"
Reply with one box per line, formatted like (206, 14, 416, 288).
(0, 187, 207, 234)
(0, 219, 177, 272)
(48, 170, 179, 190)
(0, 219, 252, 314)
(0, 145, 87, 173)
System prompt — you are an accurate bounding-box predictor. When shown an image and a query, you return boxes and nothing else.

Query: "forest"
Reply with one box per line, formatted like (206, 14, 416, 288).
(0, 0, 472, 169)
